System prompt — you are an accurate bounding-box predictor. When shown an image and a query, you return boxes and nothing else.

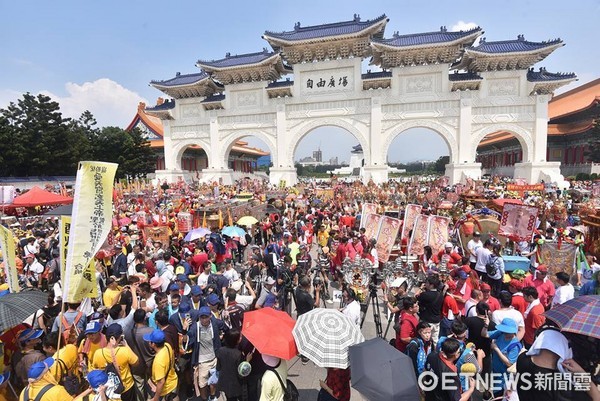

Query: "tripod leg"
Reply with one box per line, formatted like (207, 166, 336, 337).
(383, 312, 394, 339)
(371, 291, 383, 338)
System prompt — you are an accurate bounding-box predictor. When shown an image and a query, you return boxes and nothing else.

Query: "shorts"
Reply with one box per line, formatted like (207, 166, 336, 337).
(194, 358, 217, 389)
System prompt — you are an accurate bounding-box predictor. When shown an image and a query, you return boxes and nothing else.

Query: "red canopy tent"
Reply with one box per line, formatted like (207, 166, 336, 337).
(11, 186, 73, 207)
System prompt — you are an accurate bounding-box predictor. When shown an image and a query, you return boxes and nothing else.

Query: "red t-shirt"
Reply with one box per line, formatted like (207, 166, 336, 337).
(396, 312, 419, 352)
(524, 303, 546, 344)
(325, 368, 351, 401)
(523, 277, 555, 308)
(442, 294, 460, 319)
(484, 296, 501, 313)
(511, 294, 527, 315)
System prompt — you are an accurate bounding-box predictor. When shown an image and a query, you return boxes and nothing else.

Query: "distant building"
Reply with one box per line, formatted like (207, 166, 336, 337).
(329, 157, 339, 165)
(313, 149, 323, 162)
(298, 156, 323, 167)
(330, 144, 404, 176)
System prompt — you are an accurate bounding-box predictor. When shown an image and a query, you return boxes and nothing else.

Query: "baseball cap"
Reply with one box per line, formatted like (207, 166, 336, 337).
(264, 277, 276, 285)
(87, 370, 108, 390)
(85, 321, 102, 335)
(496, 318, 518, 334)
(473, 232, 481, 237)
(190, 285, 202, 296)
(89, 312, 104, 321)
(28, 357, 55, 381)
(444, 242, 453, 248)
(176, 274, 188, 282)
(509, 279, 523, 290)
(480, 283, 491, 292)
(199, 306, 211, 317)
(105, 323, 123, 340)
(143, 329, 166, 344)
(169, 283, 179, 291)
(207, 293, 220, 306)
(18, 328, 43, 342)
(536, 265, 548, 273)
(178, 302, 191, 314)
(457, 271, 468, 280)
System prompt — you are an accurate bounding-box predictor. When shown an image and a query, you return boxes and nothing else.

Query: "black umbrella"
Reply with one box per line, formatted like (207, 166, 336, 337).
(0, 289, 49, 332)
(349, 338, 420, 401)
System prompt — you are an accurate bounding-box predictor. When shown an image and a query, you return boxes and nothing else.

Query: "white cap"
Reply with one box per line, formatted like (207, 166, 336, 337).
(444, 242, 453, 248)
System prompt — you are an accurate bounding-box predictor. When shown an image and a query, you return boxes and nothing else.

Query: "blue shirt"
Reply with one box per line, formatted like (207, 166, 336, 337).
(489, 330, 521, 391)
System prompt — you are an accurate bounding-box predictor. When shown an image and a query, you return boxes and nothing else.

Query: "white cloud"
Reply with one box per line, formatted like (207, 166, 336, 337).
(41, 78, 149, 128)
(0, 89, 23, 109)
(450, 20, 479, 32)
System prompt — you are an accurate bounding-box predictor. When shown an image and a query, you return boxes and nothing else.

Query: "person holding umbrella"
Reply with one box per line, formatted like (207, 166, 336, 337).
(318, 367, 351, 401)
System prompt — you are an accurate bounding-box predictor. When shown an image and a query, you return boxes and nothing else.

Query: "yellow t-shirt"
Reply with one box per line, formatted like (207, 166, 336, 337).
(19, 375, 73, 401)
(317, 231, 329, 247)
(92, 346, 139, 391)
(49, 344, 78, 382)
(151, 343, 178, 396)
(78, 338, 104, 371)
(103, 288, 121, 307)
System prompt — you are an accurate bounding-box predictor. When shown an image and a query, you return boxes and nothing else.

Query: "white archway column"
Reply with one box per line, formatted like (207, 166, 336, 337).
(363, 97, 388, 184)
(202, 117, 233, 185)
(154, 121, 186, 183)
(446, 94, 481, 185)
(514, 94, 565, 186)
(270, 106, 297, 187)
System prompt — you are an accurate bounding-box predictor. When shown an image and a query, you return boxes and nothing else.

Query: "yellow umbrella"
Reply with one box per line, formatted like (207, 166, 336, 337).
(237, 215, 258, 226)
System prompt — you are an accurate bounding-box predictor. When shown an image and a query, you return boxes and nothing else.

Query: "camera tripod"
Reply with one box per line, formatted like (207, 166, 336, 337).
(359, 272, 383, 338)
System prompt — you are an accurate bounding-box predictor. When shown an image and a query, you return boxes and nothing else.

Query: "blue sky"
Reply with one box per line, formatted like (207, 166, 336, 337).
(1, 0, 598, 163)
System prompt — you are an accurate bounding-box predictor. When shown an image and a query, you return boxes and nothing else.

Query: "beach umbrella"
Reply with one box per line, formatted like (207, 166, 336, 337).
(292, 308, 364, 368)
(222, 226, 246, 238)
(237, 216, 258, 226)
(184, 227, 211, 242)
(349, 338, 420, 401)
(544, 296, 600, 339)
(0, 290, 49, 332)
(242, 308, 297, 360)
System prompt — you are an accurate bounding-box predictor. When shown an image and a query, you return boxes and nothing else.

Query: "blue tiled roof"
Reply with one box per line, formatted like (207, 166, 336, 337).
(372, 26, 481, 47)
(150, 72, 209, 87)
(527, 68, 576, 82)
(201, 94, 225, 103)
(266, 80, 294, 88)
(468, 36, 562, 54)
(449, 72, 483, 81)
(264, 14, 388, 42)
(197, 50, 278, 69)
(146, 99, 176, 111)
(361, 71, 392, 80)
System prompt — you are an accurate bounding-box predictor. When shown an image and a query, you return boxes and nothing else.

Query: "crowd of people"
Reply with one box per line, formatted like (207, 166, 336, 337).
(0, 177, 599, 401)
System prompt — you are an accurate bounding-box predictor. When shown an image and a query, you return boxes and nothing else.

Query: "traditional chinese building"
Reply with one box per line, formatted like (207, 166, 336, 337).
(125, 100, 269, 177)
(477, 77, 599, 177)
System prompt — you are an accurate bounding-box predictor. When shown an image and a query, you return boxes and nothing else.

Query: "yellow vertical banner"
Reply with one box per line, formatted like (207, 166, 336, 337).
(63, 161, 117, 303)
(0, 225, 19, 292)
(59, 216, 71, 280)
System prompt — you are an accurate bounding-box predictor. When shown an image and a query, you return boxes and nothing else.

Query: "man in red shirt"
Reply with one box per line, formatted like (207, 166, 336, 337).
(480, 283, 500, 313)
(396, 297, 419, 352)
(522, 286, 546, 348)
(440, 281, 460, 337)
(508, 279, 527, 315)
(449, 270, 471, 314)
(523, 265, 555, 310)
(433, 242, 462, 268)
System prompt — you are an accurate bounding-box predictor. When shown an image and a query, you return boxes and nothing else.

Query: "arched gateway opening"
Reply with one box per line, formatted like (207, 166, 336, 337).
(386, 128, 451, 176)
(220, 134, 273, 181)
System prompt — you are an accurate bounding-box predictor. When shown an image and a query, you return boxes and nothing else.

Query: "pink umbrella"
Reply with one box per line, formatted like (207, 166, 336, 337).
(119, 217, 132, 226)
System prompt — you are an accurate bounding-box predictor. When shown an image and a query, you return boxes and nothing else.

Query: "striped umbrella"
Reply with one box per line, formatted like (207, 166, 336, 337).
(0, 289, 48, 332)
(292, 308, 364, 368)
(544, 295, 600, 339)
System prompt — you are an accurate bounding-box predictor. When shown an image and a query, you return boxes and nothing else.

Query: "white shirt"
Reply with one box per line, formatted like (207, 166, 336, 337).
(553, 284, 574, 306)
(223, 268, 239, 283)
(342, 300, 361, 325)
(492, 307, 525, 329)
(467, 239, 482, 263)
(474, 247, 492, 273)
(464, 299, 478, 317)
(197, 272, 210, 289)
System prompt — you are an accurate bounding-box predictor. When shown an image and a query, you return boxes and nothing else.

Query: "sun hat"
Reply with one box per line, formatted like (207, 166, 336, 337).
(149, 276, 164, 290)
(495, 318, 518, 334)
(262, 354, 281, 368)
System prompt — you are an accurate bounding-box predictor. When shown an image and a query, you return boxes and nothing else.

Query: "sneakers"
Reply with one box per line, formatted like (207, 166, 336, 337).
(326, 299, 334, 304)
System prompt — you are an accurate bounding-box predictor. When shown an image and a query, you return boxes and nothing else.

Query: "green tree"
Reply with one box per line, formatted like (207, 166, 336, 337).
(92, 127, 155, 179)
(432, 156, 450, 173)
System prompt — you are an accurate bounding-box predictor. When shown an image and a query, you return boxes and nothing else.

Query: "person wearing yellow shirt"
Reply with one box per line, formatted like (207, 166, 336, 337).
(19, 357, 73, 401)
(317, 226, 329, 248)
(92, 324, 139, 401)
(42, 333, 78, 385)
(78, 322, 107, 373)
(102, 277, 122, 308)
(143, 330, 178, 401)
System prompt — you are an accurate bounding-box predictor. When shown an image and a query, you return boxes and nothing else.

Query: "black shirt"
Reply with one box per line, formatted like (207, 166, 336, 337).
(418, 290, 443, 324)
(463, 316, 496, 357)
(295, 287, 315, 316)
(425, 352, 461, 401)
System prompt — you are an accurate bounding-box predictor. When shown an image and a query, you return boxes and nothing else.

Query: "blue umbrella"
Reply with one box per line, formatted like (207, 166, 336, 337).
(222, 226, 246, 237)
(184, 227, 211, 241)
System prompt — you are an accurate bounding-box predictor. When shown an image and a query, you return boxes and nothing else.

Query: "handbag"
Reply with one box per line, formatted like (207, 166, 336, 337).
(103, 349, 126, 394)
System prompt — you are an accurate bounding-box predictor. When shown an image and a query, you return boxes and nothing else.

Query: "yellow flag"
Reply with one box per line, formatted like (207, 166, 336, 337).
(0, 225, 19, 292)
(218, 209, 223, 229)
(227, 209, 233, 227)
(59, 216, 71, 280)
(63, 161, 117, 302)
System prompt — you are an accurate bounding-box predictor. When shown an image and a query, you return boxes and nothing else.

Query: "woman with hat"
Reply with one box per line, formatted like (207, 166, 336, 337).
(482, 317, 522, 397)
(259, 354, 288, 401)
(19, 357, 72, 401)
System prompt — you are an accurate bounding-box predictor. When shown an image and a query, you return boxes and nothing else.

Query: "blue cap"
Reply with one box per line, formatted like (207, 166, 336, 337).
(458, 271, 468, 280)
(143, 329, 166, 343)
(169, 283, 179, 291)
(190, 285, 202, 296)
(207, 293, 220, 306)
(87, 370, 108, 390)
(199, 306, 211, 317)
(105, 323, 123, 340)
(19, 328, 44, 342)
(178, 302, 191, 314)
(176, 274, 188, 282)
(85, 321, 102, 335)
(496, 318, 518, 334)
(28, 357, 55, 380)
(89, 311, 104, 321)
(0, 371, 10, 386)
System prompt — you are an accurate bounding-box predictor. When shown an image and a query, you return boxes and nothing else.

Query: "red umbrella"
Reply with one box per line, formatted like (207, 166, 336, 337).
(242, 308, 298, 360)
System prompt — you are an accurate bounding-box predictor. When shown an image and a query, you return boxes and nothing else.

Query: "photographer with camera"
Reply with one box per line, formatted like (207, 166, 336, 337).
(295, 276, 321, 364)
(277, 255, 296, 314)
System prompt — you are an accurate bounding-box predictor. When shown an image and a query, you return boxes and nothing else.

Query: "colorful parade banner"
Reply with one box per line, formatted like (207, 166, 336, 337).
(63, 161, 117, 303)
(498, 203, 539, 241)
(375, 216, 402, 263)
(427, 215, 451, 252)
(363, 213, 382, 241)
(401, 204, 422, 240)
(59, 216, 71, 280)
(408, 214, 430, 256)
(176, 212, 192, 233)
(360, 203, 378, 229)
(538, 242, 577, 283)
(0, 225, 19, 292)
(144, 226, 170, 245)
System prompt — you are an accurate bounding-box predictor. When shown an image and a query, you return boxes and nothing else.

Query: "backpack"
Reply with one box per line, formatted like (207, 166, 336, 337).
(485, 256, 498, 277)
(61, 311, 83, 345)
(267, 367, 299, 401)
(406, 338, 430, 376)
(56, 358, 84, 395)
(102, 349, 126, 394)
(24, 384, 53, 401)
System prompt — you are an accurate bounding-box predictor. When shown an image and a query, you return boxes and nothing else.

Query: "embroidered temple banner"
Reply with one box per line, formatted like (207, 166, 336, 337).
(360, 202, 378, 229)
(408, 214, 430, 256)
(363, 213, 382, 241)
(538, 242, 577, 282)
(427, 215, 451, 252)
(401, 204, 422, 241)
(376, 216, 402, 263)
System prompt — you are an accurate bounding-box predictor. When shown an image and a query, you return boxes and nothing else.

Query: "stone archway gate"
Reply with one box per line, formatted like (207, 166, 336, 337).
(150, 15, 575, 186)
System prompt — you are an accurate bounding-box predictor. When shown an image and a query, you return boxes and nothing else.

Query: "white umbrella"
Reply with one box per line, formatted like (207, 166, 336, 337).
(292, 308, 364, 368)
